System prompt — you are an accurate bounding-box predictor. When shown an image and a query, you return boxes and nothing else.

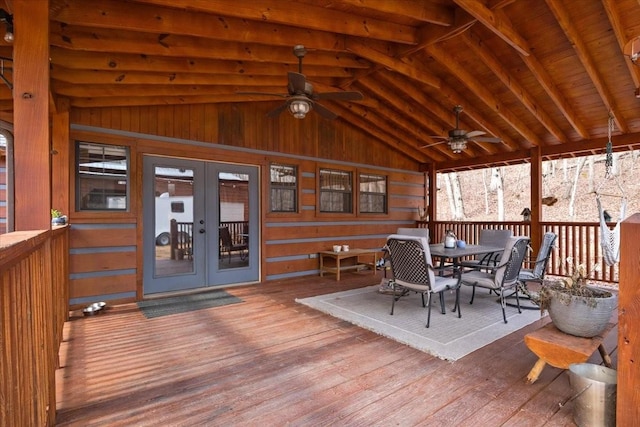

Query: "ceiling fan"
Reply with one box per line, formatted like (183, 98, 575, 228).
(424, 105, 502, 153)
(239, 45, 363, 120)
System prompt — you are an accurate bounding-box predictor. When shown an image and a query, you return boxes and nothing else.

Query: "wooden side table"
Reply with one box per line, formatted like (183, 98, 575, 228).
(524, 322, 614, 383)
(319, 249, 377, 281)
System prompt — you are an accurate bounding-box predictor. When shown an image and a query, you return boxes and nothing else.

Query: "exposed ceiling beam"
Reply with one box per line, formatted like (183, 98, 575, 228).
(519, 52, 590, 139)
(601, 0, 640, 91)
(329, 103, 434, 163)
(545, 0, 629, 133)
(49, 47, 361, 76)
(453, 0, 531, 56)
(425, 43, 539, 149)
(50, 26, 367, 67)
(337, 0, 454, 26)
(345, 38, 440, 89)
(120, 0, 418, 44)
(462, 31, 567, 144)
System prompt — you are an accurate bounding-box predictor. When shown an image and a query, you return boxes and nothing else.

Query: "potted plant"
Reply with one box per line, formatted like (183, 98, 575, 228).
(538, 257, 617, 338)
(51, 209, 67, 225)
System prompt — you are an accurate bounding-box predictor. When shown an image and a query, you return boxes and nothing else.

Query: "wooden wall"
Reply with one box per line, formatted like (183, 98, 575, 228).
(67, 102, 425, 305)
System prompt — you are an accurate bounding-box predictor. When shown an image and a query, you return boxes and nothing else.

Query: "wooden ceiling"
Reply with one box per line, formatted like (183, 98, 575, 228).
(1, 0, 640, 171)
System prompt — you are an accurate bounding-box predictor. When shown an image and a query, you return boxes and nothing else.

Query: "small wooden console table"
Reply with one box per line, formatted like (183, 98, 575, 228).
(319, 249, 377, 281)
(524, 322, 614, 383)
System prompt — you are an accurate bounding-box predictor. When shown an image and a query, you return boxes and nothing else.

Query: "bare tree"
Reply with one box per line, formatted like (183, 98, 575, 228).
(482, 169, 489, 215)
(588, 155, 595, 193)
(489, 167, 505, 220)
(450, 172, 465, 220)
(569, 157, 587, 217)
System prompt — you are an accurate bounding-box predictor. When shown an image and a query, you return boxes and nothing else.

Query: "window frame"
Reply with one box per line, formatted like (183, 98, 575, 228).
(269, 162, 299, 213)
(318, 167, 353, 214)
(75, 141, 131, 212)
(358, 172, 388, 214)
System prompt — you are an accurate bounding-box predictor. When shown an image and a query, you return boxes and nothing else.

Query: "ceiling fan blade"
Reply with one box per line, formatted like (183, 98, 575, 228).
(428, 135, 449, 140)
(419, 140, 451, 149)
(287, 72, 307, 94)
(471, 136, 502, 143)
(266, 101, 290, 118)
(465, 130, 486, 138)
(315, 91, 364, 101)
(311, 101, 338, 120)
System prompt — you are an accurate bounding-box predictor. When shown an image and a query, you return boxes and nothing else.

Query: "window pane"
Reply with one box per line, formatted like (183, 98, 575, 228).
(77, 142, 129, 211)
(320, 169, 352, 213)
(359, 173, 387, 213)
(270, 163, 297, 212)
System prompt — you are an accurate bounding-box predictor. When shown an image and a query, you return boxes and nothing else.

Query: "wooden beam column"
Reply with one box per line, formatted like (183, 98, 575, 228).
(51, 98, 70, 216)
(427, 162, 437, 242)
(618, 213, 640, 425)
(530, 147, 542, 251)
(13, 0, 50, 230)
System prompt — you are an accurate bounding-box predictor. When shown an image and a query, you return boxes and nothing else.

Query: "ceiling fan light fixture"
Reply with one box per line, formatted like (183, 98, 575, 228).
(289, 98, 311, 119)
(0, 9, 12, 43)
(450, 140, 466, 154)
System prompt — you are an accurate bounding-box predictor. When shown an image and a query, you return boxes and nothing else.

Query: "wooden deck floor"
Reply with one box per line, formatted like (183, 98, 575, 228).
(55, 271, 618, 426)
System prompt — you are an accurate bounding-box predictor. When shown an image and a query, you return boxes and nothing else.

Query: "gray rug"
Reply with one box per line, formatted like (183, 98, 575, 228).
(296, 285, 543, 361)
(138, 290, 242, 319)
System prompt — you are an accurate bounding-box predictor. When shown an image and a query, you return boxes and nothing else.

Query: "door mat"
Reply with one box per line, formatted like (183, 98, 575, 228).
(138, 290, 242, 319)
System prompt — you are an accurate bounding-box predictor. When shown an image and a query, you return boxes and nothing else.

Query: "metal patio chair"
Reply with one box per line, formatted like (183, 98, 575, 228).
(458, 228, 513, 272)
(461, 236, 530, 323)
(385, 234, 462, 328)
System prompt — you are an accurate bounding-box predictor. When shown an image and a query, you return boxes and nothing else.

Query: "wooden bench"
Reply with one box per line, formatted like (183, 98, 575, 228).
(524, 322, 614, 384)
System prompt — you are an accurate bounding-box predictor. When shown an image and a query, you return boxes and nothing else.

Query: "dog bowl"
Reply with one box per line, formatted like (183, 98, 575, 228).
(83, 306, 101, 316)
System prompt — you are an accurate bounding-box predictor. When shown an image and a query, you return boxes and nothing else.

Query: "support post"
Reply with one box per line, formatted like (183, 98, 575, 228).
(13, 1, 50, 230)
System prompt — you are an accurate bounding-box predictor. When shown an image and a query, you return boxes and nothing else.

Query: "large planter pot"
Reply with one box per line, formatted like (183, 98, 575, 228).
(546, 287, 617, 338)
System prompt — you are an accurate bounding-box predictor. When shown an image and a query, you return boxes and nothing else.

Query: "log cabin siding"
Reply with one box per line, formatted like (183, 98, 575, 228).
(67, 103, 424, 303)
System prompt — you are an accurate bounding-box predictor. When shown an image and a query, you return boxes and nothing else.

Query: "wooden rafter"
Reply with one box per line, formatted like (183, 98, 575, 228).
(601, 0, 640, 90)
(462, 31, 567, 144)
(545, 0, 628, 133)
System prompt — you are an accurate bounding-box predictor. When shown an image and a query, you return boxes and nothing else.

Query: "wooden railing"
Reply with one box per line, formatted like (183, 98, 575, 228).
(424, 220, 618, 283)
(220, 220, 249, 245)
(0, 227, 69, 427)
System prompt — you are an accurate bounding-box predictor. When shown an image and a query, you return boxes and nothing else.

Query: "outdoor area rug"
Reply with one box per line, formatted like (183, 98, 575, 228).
(296, 285, 543, 361)
(138, 289, 242, 319)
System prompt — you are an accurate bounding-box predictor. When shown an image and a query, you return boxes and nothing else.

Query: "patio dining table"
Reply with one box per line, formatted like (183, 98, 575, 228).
(429, 243, 505, 274)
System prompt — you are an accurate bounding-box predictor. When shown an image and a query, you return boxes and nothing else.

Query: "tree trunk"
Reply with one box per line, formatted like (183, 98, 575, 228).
(482, 169, 489, 215)
(450, 172, 465, 220)
(588, 156, 595, 193)
(443, 174, 455, 219)
(490, 167, 505, 221)
(569, 157, 587, 217)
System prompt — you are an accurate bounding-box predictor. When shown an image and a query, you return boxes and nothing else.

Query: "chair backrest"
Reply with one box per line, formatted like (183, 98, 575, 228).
(479, 229, 513, 247)
(219, 226, 232, 248)
(396, 227, 429, 241)
(494, 236, 530, 286)
(386, 234, 435, 290)
(531, 232, 557, 278)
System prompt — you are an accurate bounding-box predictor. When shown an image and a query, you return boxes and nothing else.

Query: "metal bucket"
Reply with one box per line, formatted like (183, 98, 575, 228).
(568, 363, 617, 427)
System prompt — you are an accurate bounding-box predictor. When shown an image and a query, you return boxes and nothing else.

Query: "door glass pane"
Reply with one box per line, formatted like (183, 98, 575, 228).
(154, 166, 195, 277)
(218, 172, 249, 270)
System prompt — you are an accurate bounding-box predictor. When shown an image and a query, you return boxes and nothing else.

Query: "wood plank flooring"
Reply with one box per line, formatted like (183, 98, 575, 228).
(55, 271, 618, 426)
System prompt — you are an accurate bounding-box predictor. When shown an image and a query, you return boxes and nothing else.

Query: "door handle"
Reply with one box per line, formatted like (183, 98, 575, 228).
(199, 229, 205, 234)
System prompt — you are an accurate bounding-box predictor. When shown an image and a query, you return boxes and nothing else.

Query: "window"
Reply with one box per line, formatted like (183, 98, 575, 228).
(171, 202, 185, 213)
(319, 168, 352, 213)
(76, 142, 129, 211)
(359, 173, 387, 213)
(270, 163, 297, 212)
